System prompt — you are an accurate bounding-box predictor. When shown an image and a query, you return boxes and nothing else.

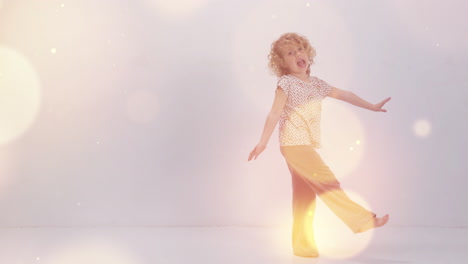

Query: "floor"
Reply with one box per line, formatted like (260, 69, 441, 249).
(0, 226, 466, 264)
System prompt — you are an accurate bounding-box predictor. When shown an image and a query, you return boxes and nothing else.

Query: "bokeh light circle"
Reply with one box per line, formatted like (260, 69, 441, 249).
(0, 46, 41, 145)
(413, 119, 431, 138)
(320, 100, 366, 179)
(314, 190, 374, 259)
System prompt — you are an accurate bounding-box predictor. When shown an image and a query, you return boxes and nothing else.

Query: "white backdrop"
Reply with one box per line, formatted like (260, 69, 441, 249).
(0, 0, 467, 228)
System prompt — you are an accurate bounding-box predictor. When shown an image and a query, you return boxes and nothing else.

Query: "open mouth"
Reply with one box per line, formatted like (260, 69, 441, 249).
(297, 59, 306, 68)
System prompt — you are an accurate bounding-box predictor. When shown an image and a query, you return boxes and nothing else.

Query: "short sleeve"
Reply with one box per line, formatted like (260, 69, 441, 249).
(277, 75, 291, 97)
(315, 77, 332, 98)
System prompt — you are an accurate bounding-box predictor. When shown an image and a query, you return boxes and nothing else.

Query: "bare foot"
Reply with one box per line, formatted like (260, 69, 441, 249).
(375, 214, 390, 228)
(356, 214, 389, 233)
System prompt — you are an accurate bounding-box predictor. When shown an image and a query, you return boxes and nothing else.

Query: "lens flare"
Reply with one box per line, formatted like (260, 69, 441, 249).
(0, 46, 41, 145)
(313, 190, 374, 259)
(320, 100, 365, 179)
(413, 119, 431, 138)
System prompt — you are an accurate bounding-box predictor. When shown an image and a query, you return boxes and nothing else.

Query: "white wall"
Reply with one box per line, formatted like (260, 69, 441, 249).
(0, 0, 467, 228)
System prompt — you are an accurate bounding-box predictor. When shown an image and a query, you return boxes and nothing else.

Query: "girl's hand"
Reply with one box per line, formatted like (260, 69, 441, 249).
(372, 97, 391, 112)
(248, 143, 267, 161)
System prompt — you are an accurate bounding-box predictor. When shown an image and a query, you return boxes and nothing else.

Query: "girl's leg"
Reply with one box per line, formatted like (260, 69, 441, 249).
(288, 162, 319, 257)
(281, 145, 378, 234)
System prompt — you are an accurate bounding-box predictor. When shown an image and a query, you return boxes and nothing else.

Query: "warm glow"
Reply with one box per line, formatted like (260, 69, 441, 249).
(413, 119, 431, 138)
(272, 188, 375, 259)
(320, 100, 365, 179)
(313, 190, 374, 259)
(0, 46, 41, 145)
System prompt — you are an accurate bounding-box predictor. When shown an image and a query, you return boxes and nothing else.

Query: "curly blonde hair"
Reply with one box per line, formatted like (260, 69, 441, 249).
(268, 32, 316, 77)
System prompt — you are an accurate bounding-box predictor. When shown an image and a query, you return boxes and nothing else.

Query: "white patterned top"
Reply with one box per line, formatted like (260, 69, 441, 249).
(277, 74, 332, 147)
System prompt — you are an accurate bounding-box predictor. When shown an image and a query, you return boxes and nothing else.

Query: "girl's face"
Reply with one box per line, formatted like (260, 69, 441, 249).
(280, 44, 309, 76)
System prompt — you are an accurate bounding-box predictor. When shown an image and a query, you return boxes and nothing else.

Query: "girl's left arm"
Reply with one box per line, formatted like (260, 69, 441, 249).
(327, 86, 391, 112)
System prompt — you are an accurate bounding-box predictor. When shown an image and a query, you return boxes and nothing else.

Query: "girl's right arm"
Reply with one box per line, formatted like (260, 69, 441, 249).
(248, 87, 287, 161)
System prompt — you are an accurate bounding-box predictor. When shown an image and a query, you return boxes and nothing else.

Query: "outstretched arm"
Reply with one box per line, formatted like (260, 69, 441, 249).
(248, 87, 287, 161)
(327, 86, 391, 112)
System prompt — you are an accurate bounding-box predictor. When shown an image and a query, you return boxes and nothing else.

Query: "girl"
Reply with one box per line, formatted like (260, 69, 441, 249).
(248, 32, 390, 258)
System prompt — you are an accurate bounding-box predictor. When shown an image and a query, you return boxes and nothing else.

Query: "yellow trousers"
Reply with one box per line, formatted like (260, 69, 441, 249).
(280, 145, 376, 257)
